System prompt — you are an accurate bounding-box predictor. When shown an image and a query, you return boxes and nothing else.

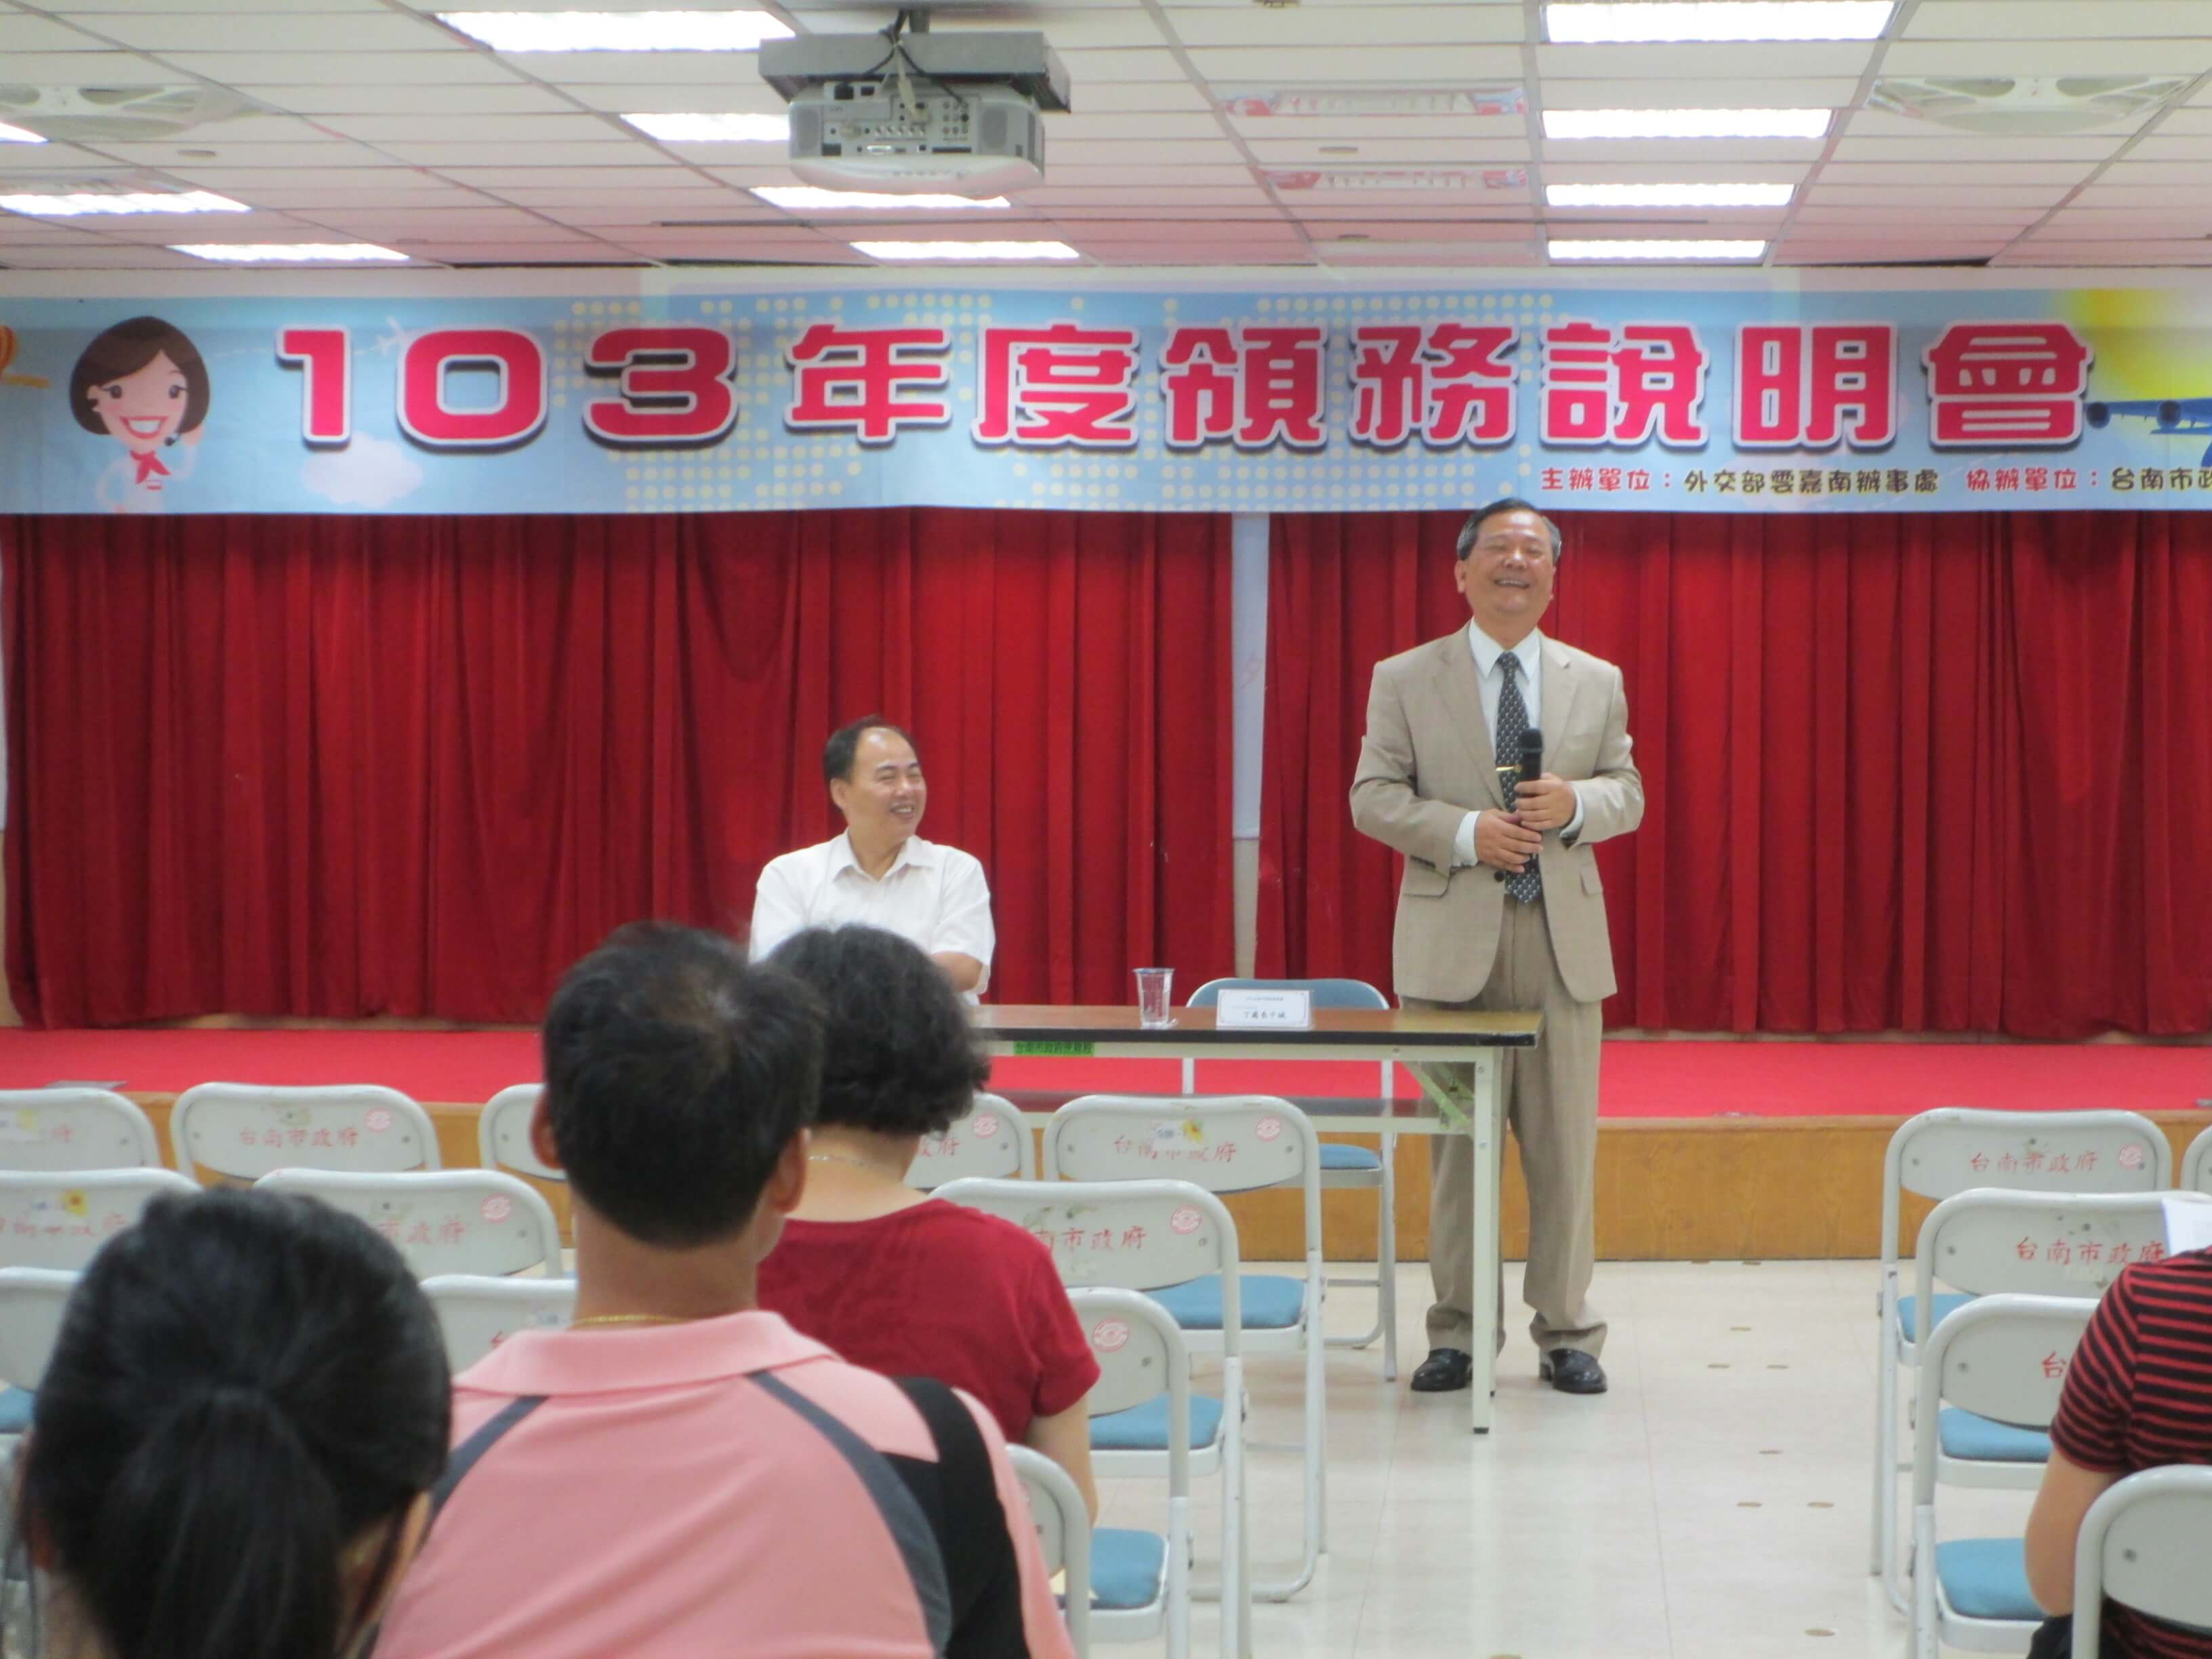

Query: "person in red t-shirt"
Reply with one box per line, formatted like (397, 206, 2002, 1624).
(2026, 1250, 2212, 1659)
(759, 924, 1099, 1519)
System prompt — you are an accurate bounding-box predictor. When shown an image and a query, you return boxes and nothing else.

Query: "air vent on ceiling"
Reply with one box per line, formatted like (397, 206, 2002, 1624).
(0, 84, 251, 142)
(1866, 76, 2188, 134)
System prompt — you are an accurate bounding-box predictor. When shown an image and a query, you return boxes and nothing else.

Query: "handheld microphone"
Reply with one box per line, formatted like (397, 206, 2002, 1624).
(1517, 729, 1542, 798)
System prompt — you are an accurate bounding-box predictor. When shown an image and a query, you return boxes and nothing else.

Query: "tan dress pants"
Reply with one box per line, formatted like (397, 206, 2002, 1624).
(1410, 894, 1605, 1359)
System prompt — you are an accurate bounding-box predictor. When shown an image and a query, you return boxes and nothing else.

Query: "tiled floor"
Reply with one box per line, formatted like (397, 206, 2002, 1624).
(1093, 1258, 1979, 1659)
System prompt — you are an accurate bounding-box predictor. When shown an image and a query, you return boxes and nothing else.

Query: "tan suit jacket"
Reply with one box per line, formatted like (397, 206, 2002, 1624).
(1349, 628, 1643, 1005)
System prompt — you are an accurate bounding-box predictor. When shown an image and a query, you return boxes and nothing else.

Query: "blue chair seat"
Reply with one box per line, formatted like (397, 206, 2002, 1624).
(1898, 1291, 1974, 1345)
(1319, 1144, 1383, 1172)
(1090, 1528, 1168, 1612)
(0, 1387, 30, 1435)
(1149, 1273, 1305, 1332)
(1090, 1391, 1224, 1454)
(1940, 1408, 2053, 1465)
(1935, 1536, 2041, 1622)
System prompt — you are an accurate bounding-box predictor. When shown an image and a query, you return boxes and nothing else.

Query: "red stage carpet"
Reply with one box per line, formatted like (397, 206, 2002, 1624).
(0, 1027, 2202, 1118)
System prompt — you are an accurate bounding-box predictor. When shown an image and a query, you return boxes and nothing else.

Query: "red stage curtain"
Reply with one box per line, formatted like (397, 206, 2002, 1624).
(4, 509, 1234, 1026)
(1258, 510, 2212, 1040)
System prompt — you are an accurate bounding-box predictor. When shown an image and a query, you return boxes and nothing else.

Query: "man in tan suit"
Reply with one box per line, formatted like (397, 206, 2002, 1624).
(1351, 499, 1643, 1396)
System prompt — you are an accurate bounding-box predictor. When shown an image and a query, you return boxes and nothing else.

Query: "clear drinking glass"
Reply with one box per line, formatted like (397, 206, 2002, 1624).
(1134, 966, 1174, 1028)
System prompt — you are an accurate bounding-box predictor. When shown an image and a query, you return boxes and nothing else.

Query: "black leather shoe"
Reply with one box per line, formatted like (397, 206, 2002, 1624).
(1539, 1349, 1607, 1394)
(1410, 1347, 1473, 1393)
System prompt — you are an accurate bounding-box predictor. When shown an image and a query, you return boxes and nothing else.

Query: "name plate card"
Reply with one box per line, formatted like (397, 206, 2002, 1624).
(1214, 989, 1313, 1030)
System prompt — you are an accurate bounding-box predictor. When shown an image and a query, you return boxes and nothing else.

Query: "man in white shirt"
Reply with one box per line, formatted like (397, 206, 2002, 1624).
(750, 717, 995, 998)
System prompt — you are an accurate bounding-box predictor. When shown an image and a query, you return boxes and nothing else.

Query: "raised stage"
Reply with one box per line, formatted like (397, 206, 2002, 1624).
(3, 1027, 2204, 1261)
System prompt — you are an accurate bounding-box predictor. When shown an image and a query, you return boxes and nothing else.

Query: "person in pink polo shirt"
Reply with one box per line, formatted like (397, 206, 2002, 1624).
(373, 922, 1074, 1659)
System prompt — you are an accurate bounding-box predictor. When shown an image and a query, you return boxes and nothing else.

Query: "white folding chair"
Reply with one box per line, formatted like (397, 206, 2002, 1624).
(1185, 978, 1400, 1380)
(1912, 1294, 2098, 1659)
(1049, 1096, 1326, 1606)
(0, 1090, 161, 1172)
(1011, 1445, 1094, 1659)
(2181, 1124, 2212, 1195)
(1874, 1108, 2170, 1593)
(171, 1084, 440, 1181)
(0, 1267, 79, 1443)
(908, 1092, 1036, 1190)
(478, 1084, 562, 1181)
(937, 1179, 1241, 1659)
(255, 1170, 564, 1279)
(1885, 1185, 2201, 1611)
(2074, 1465, 2212, 1659)
(420, 1274, 578, 1372)
(0, 1168, 199, 1271)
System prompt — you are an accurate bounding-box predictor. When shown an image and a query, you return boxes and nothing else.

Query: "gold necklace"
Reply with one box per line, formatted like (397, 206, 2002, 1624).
(569, 1313, 693, 1329)
(808, 1151, 890, 1174)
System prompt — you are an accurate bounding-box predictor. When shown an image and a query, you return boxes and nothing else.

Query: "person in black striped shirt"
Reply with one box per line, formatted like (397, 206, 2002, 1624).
(2026, 1249, 2212, 1658)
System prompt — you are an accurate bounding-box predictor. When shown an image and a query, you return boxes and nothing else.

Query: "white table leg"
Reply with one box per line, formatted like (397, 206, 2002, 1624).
(1467, 1050, 1500, 1434)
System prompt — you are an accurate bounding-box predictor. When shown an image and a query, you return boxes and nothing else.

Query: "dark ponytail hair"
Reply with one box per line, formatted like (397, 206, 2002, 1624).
(9, 1188, 451, 1659)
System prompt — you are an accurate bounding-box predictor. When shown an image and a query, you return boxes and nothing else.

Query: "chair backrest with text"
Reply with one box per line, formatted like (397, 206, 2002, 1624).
(171, 1084, 440, 1181)
(0, 1090, 161, 1172)
(0, 1267, 79, 1395)
(420, 1273, 578, 1372)
(1914, 1189, 2198, 1311)
(2073, 1466, 2212, 1659)
(0, 1169, 199, 1271)
(933, 1178, 1241, 1321)
(909, 1092, 1034, 1189)
(253, 1169, 563, 1279)
(479, 1084, 564, 1181)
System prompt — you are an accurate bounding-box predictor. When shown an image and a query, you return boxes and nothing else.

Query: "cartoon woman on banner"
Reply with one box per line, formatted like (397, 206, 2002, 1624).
(69, 316, 210, 513)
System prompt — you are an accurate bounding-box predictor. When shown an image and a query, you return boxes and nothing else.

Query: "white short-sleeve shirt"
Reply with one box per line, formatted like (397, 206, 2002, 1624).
(749, 834, 996, 997)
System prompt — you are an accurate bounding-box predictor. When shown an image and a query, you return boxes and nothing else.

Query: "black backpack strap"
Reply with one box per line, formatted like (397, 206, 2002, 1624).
(750, 1372, 954, 1658)
(888, 1376, 1033, 1659)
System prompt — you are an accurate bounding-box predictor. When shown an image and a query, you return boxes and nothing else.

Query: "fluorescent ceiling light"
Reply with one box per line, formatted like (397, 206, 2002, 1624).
(1549, 238, 1767, 260)
(438, 10, 793, 52)
(754, 186, 1010, 211)
(171, 242, 407, 263)
(851, 239, 1078, 262)
(0, 121, 45, 144)
(1547, 3, 1893, 43)
(623, 112, 787, 142)
(1544, 108, 1831, 140)
(1548, 182, 1794, 207)
(0, 189, 248, 217)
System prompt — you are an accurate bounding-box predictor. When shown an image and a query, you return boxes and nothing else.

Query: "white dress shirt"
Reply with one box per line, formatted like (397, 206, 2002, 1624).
(1452, 623, 1586, 867)
(749, 834, 996, 997)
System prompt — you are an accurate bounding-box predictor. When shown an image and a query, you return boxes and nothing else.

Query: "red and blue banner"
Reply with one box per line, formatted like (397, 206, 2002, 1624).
(0, 284, 2203, 514)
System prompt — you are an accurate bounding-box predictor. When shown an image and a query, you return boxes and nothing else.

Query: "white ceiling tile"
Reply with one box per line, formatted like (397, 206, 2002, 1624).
(1036, 204, 1290, 219)
(2123, 134, 2212, 160)
(1830, 135, 2125, 161)
(2158, 109, 2212, 132)
(556, 81, 787, 114)
(1815, 161, 2097, 186)
(937, 10, 1166, 49)
(1019, 186, 1275, 206)
(1185, 45, 1523, 81)
(1340, 243, 1541, 265)
(55, 0, 389, 11)
(2074, 183, 2212, 205)
(165, 52, 528, 85)
(62, 12, 450, 50)
(1544, 79, 1864, 108)
(1170, 5, 1523, 46)
(1052, 112, 1227, 141)
(0, 140, 129, 173)
(2099, 159, 2212, 183)
(482, 186, 752, 207)
(0, 15, 106, 49)
(1227, 114, 1528, 141)
(1052, 47, 1196, 82)
(1542, 161, 1809, 183)
(1242, 138, 1532, 163)
(1805, 184, 2071, 205)
(314, 113, 620, 142)
(1024, 163, 1258, 186)
(1537, 43, 1876, 79)
(0, 52, 171, 80)
(247, 83, 578, 115)
(163, 165, 462, 190)
(1906, 1, 2212, 38)
(1295, 220, 1536, 242)
(1053, 138, 1246, 163)
(377, 141, 670, 168)
(0, 243, 204, 267)
(0, 219, 121, 244)
(501, 50, 786, 86)
(436, 165, 722, 188)
(1881, 39, 2212, 75)
(88, 141, 392, 169)
(1068, 83, 1215, 113)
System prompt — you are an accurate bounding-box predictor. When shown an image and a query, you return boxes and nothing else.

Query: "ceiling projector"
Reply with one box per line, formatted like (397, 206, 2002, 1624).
(758, 28, 1070, 197)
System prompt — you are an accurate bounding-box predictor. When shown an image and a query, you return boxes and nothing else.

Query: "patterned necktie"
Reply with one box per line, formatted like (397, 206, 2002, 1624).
(1495, 653, 1542, 903)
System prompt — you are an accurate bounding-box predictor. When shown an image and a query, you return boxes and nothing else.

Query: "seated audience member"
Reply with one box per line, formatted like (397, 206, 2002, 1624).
(376, 922, 1073, 1659)
(5, 1188, 450, 1659)
(2024, 1248, 2212, 1658)
(760, 924, 1100, 1519)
